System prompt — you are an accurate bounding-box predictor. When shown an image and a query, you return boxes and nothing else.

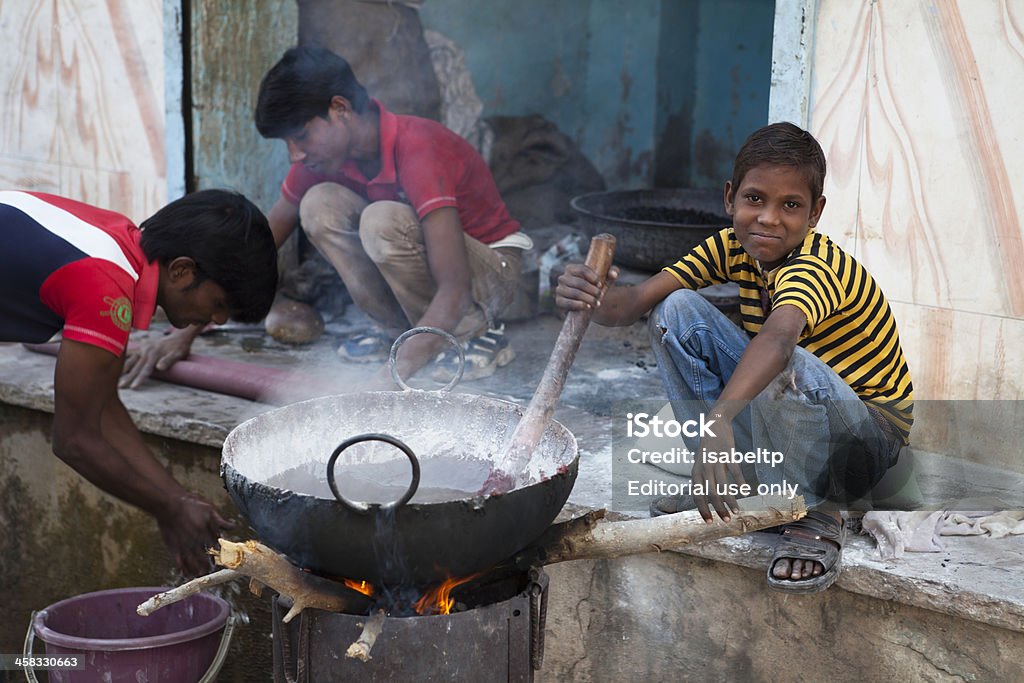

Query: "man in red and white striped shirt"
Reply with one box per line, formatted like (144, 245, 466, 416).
(0, 189, 277, 575)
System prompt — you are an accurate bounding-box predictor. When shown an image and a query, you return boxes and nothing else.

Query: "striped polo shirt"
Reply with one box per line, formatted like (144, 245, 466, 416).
(664, 227, 913, 443)
(0, 191, 159, 356)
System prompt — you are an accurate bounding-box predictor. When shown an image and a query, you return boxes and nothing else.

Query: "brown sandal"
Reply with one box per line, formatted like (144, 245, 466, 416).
(766, 510, 845, 594)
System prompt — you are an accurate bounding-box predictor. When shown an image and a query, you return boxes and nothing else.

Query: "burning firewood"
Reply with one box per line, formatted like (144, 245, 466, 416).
(136, 569, 243, 617)
(137, 495, 806, 626)
(213, 539, 363, 622)
(136, 542, 366, 621)
(345, 610, 386, 662)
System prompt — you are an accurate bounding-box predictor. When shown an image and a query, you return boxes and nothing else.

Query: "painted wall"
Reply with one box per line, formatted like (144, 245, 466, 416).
(687, 0, 775, 187)
(0, 0, 295, 221)
(420, 0, 774, 190)
(802, 1, 1024, 406)
(0, 0, 774, 212)
(0, 0, 171, 222)
(772, 1, 1023, 462)
(654, 0, 700, 188)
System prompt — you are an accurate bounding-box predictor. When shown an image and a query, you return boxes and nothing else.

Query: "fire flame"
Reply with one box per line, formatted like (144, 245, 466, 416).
(343, 579, 374, 597)
(338, 573, 482, 615)
(413, 572, 482, 616)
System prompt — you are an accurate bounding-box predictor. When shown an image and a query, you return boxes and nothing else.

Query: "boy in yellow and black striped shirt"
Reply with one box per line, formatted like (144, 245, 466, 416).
(665, 227, 913, 442)
(557, 122, 912, 594)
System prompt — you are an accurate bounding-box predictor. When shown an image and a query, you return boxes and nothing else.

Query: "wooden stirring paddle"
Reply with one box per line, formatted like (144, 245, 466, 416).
(481, 233, 617, 494)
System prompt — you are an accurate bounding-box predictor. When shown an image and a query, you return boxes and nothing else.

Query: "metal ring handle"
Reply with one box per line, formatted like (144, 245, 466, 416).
(199, 614, 236, 683)
(327, 433, 421, 513)
(388, 326, 465, 393)
(23, 611, 39, 683)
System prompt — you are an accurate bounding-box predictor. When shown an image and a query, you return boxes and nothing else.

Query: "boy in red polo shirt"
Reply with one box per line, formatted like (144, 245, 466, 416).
(122, 48, 528, 387)
(252, 46, 529, 383)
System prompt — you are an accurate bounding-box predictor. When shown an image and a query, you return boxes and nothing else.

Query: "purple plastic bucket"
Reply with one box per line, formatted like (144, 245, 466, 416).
(27, 587, 231, 683)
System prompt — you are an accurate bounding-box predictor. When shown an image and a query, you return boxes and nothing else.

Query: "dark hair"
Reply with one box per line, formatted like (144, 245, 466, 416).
(730, 122, 827, 201)
(140, 190, 278, 323)
(255, 47, 370, 139)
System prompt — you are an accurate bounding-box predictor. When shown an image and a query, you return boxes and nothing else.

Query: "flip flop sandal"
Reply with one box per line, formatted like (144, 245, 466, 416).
(766, 510, 846, 594)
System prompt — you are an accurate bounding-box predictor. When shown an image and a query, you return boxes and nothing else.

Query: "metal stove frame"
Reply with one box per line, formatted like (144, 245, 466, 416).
(272, 569, 549, 682)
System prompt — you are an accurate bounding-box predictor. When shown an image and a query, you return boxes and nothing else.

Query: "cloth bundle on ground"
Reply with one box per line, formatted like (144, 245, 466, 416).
(861, 507, 1024, 559)
(486, 114, 606, 229)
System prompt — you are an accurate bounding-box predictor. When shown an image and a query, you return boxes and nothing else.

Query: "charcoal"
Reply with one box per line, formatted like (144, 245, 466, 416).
(609, 206, 725, 225)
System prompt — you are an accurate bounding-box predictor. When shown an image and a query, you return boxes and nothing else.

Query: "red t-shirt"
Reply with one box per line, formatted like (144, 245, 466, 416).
(281, 99, 520, 244)
(0, 191, 159, 356)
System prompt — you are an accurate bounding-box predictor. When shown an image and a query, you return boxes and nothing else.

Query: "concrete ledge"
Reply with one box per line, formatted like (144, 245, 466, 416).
(2, 331, 1022, 643)
(0, 342, 256, 448)
(539, 549, 1024, 681)
(677, 532, 1024, 634)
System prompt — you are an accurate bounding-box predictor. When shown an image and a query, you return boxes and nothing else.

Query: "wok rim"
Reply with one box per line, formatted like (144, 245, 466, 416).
(221, 390, 580, 504)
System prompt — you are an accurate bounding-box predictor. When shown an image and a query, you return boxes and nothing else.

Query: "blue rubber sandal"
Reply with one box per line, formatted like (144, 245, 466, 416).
(337, 330, 395, 363)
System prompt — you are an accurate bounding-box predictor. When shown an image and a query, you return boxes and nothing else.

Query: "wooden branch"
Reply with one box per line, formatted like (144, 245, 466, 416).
(345, 610, 387, 662)
(136, 569, 244, 616)
(516, 495, 806, 567)
(213, 539, 365, 622)
(137, 496, 803, 623)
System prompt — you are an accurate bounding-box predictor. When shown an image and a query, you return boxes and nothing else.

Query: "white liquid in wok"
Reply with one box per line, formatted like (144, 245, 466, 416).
(264, 455, 490, 504)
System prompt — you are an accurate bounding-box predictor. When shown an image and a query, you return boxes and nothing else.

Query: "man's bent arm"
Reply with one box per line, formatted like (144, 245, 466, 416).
(54, 339, 228, 574)
(55, 339, 188, 512)
(268, 196, 300, 249)
(391, 206, 473, 378)
(691, 304, 807, 522)
(711, 304, 807, 418)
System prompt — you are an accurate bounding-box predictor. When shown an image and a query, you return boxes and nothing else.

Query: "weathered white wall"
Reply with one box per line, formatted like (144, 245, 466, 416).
(0, 0, 172, 222)
(800, 1, 1024, 405)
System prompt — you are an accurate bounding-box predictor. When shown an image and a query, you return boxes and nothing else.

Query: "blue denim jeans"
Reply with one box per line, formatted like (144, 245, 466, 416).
(648, 290, 898, 508)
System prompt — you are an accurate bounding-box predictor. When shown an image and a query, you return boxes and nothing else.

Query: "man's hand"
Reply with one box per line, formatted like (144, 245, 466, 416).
(396, 206, 473, 379)
(692, 415, 747, 523)
(157, 493, 234, 577)
(120, 326, 199, 389)
(54, 338, 230, 577)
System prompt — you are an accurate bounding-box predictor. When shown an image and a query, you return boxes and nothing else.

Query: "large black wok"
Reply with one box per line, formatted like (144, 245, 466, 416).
(221, 389, 578, 587)
(223, 238, 613, 589)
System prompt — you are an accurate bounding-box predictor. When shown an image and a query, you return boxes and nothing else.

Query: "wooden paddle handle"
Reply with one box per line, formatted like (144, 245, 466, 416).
(485, 233, 617, 492)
